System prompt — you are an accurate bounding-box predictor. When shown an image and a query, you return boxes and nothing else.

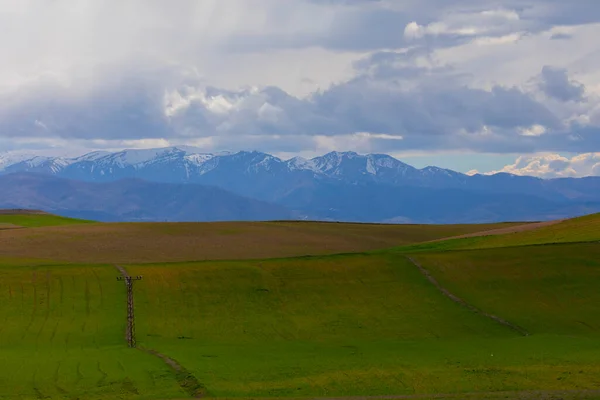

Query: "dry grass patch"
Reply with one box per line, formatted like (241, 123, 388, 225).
(0, 221, 525, 263)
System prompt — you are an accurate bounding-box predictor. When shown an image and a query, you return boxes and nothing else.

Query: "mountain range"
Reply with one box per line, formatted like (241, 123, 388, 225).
(2, 146, 600, 223)
(0, 173, 290, 222)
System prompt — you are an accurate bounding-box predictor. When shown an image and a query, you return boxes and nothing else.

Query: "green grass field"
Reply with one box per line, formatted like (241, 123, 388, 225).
(127, 254, 600, 398)
(0, 213, 93, 228)
(0, 262, 186, 399)
(412, 243, 600, 337)
(1, 210, 600, 399)
(394, 213, 600, 253)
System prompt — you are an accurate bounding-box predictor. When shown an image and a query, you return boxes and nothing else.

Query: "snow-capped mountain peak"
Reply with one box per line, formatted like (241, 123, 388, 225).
(0, 146, 467, 187)
(286, 156, 319, 172)
(0, 152, 38, 171)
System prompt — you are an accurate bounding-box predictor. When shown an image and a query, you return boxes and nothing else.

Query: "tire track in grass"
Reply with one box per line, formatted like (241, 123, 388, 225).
(86, 269, 101, 353)
(82, 276, 90, 334)
(23, 271, 38, 340)
(97, 361, 108, 387)
(53, 361, 68, 396)
(114, 265, 207, 398)
(178, 275, 191, 340)
(36, 270, 51, 347)
(75, 362, 84, 385)
(0, 281, 8, 336)
(158, 268, 171, 337)
(91, 267, 104, 307)
(50, 275, 63, 345)
(138, 347, 207, 398)
(406, 257, 529, 336)
(32, 368, 48, 400)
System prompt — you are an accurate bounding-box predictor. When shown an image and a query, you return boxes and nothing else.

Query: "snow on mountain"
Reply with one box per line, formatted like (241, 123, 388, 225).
(26, 156, 72, 171)
(0, 152, 38, 171)
(1, 154, 73, 174)
(0, 147, 464, 186)
(366, 157, 377, 175)
(302, 151, 417, 180)
(310, 151, 351, 175)
(252, 154, 281, 172)
(74, 151, 112, 162)
(184, 153, 215, 165)
(286, 156, 320, 173)
(419, 166, 466, 180)
(71, 146, 214, 169)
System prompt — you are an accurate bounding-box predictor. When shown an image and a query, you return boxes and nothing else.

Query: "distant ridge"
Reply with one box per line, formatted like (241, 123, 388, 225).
(0, 209, 50, 215)
(0, 173, 292, 223)
(1, 147, 600, 223)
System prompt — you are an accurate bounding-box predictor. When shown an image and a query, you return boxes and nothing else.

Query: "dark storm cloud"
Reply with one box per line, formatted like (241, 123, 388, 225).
(218, 1, 600, 53)
(0, 75, 171, 140)
(538, 66, 585, 102)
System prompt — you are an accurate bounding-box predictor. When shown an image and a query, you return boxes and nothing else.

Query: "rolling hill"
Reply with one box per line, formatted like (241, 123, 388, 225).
(395, 212, 600, 253)
(0, 211, 599, 399)
(0, 209, 92, 228)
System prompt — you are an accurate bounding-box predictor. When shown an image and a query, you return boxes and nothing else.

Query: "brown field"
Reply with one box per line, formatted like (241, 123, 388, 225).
(0, 220, 528, 263)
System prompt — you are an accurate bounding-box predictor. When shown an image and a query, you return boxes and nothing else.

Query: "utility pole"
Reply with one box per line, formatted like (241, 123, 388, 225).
(117, 275, 143, 348)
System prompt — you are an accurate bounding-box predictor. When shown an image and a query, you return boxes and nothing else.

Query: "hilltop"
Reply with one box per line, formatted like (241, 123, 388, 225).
(0, 209, 93, 228)
(395, 212, 600, 253)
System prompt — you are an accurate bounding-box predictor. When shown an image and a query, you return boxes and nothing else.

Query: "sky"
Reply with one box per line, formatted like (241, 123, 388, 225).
(1, 0, 600, 177)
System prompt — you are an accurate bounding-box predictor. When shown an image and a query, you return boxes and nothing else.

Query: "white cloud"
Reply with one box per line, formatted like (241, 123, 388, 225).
(404, 7, 521, 42)
(487, 153, 600, 178)
(519, 124, 547, 137)
(404, 22, 425, 39)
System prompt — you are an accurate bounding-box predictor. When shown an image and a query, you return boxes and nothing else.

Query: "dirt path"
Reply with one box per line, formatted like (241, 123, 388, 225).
(406, 257, 529, 336)
(426, 220, 563, 243)
(139, 347, 207, 398)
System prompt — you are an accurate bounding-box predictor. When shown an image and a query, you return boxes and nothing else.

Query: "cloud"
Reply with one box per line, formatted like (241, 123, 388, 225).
(1, 0, 600, 158)
(549, 32, 573, 40)
(538, 66, 585, 102)
(403, 7, 522, 44)
(485, 153, 600, 178)
(1, 49, 597, 156)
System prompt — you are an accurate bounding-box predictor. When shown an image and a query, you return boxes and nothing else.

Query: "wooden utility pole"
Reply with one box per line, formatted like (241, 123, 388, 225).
(117, 275, 143, 348)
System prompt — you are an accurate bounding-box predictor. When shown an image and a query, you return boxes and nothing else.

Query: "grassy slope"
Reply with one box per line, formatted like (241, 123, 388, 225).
(0, 213, 93, 228)
(395, 213, 600, 253)
(413, 243, 600, 337)
(0, 262, 184, 399)
(127, 252, 600, 398)
(0, 221, 524, 263)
